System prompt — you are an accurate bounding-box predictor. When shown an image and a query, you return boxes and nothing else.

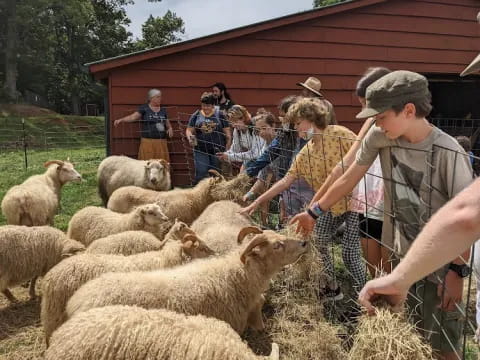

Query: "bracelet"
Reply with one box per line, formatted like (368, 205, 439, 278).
(307, 208, 319, 220)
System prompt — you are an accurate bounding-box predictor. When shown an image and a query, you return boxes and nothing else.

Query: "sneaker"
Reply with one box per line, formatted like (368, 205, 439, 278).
(318, 286, 344, 301)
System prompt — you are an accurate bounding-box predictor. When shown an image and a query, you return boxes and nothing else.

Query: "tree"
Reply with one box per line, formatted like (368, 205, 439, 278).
(3, 0, 17, 100)
(313, 0, 346, 7)
(136, 11, 185, 50)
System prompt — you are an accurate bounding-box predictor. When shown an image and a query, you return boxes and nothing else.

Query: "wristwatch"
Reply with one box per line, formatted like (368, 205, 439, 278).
(307, 202, 324, 220)
(448, 263, 471, 278)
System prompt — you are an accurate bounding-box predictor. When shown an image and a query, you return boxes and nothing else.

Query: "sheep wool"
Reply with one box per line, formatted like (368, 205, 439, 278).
(41, 229, 214, 344)
(107, 173, 251, 224)
(97, 156, 171, 205)
(192, 200, 255, 254)
(0, 225, 85, 302)
(67, 203, 171, 246)
(1, 160, 82, 226)
(86, 220, 197, 255)
(45, 305, 279, 360)
(66, 231, 309, 334)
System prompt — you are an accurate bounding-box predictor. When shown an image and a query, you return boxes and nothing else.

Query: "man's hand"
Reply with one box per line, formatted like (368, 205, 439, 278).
(216, 152, 228, 161)
(239, 200, 260, 216)
(289, 211, 316, 236)
(358, 274, 409, 315)
(167, 127, 174, 138)
(437, 270, 463, 311)
(114, 119, 122, 127)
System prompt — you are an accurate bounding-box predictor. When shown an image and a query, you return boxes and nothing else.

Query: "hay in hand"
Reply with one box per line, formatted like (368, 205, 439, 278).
(348, 305, 433, 360)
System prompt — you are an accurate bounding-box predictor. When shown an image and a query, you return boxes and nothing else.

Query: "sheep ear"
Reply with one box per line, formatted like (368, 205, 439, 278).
(159, 159, 170, 169)
(240, 235, 269, 264)
(145, 161, 151, 168)
(44, 160, 64, 168)
(140, 208, 146, 216)
(237, 226, 263, 244)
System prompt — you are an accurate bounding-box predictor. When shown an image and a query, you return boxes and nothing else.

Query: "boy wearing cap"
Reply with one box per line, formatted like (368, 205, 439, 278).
(292, 70, 473, 358)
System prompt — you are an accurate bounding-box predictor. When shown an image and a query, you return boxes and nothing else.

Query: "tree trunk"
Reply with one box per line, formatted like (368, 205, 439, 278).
(4, 0, 18, 100)
(71, 94, 81, 115)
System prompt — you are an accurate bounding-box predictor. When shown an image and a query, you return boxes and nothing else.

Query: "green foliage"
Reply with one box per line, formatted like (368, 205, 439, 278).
(313, 0, 347, 7)
(0, 0, 184, 114)
(136, 11, 185, 50)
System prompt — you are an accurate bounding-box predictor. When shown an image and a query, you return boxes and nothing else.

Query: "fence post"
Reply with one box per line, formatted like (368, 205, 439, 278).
(22, 117, 27, 170)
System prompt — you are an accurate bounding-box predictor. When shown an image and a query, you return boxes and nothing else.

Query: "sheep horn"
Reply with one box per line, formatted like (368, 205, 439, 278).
(269, 343, 280, 360)
(44, 160, 64, 168)
(208, 169, 225, 181)
(181, 233, 198, 243)
(159, 159, 170, 168)
(237, 226, 263, 244)
(240, 234, 268, 264)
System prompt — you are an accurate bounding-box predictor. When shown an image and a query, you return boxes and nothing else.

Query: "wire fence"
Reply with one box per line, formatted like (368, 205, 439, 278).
(0, 112, 479, 358)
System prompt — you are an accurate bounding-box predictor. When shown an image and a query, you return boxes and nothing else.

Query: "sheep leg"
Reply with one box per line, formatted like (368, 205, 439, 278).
(247, 295, 265, 331)
(29, 277, 38, 299)
(2, 289, 18, 303)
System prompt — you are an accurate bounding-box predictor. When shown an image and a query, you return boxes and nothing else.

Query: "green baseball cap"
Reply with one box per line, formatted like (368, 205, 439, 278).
(356, 70, 430, 119)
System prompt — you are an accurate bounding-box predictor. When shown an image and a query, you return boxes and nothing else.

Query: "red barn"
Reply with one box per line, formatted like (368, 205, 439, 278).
(87, 0, 480, 185)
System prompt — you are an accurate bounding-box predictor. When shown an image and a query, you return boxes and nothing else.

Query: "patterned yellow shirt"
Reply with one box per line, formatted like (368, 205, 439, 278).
(286, 125, 356, 216)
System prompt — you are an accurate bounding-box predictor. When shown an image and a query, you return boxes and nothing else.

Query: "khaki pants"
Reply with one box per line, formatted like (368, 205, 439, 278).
(138, 138, 170, 163)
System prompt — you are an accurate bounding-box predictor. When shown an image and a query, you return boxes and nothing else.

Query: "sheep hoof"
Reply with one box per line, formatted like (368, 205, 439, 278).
(2, 289, 19, 303)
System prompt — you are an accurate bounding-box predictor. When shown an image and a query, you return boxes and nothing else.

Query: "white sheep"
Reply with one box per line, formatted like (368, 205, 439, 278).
(67, 203, 171, 247)
(107, 172, 251, 225)
(45, 305, 279, 360)
(66, 229, 309, 334)
(41, 227, 214, 344)
(1, 160, 82, 226)
(0, 225, 85, 302)
(85, 219, 194, 255)
(192, 200, 257, 254)
(97, 155, 171, 205)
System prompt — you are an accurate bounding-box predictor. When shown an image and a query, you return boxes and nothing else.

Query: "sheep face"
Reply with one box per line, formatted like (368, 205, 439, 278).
(145, 160, 169, 187)
(51, 161, 82, 184)
(240, 231, 309, 270)
(181, 234, 216, 259)
(139, 204, 169, 226)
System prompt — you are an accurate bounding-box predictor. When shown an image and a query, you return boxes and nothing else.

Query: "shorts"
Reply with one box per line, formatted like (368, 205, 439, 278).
(358, 214, 383, 241)
(407, 279, 464, 354)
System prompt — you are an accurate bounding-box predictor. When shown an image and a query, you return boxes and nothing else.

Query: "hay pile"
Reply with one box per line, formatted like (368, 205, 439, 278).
(348, 305, 433, 360)
(245, 226, 347, 360)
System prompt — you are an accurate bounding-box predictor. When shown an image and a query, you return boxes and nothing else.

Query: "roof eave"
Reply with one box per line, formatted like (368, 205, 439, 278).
(88, 0, 387, 77)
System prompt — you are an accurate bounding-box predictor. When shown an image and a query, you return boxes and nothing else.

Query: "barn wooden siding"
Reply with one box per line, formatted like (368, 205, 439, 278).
(92, 0, 480, 185)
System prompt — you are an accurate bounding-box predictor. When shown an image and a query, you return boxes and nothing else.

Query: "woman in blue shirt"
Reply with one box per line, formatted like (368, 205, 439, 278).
(186, 92, 232, 184)
(114, 89, 173, 162)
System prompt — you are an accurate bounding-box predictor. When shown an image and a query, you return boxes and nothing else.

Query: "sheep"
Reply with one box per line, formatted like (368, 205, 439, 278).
(41, 229, 214, 345)
(66, 229, 309, 335)
(107, 171, 251, 225)
(1, 160, 82, 226)
(45, 305, 279, 360)
(0, 225, 85, 303)
(85, 219, 195, 255)
(192, 200, 256, 254)
(97, 156, 171, 205)
(67, 203, 171, 247)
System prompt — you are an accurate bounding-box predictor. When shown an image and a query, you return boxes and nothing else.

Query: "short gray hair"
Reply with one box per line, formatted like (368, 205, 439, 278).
(147, 88, 162, 101)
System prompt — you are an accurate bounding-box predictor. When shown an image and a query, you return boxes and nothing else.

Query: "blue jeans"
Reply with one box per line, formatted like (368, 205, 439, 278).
(193, 150, 220, 184)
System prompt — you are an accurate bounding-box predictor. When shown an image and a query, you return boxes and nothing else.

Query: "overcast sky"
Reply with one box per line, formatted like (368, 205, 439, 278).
(125, 0, 314, 41)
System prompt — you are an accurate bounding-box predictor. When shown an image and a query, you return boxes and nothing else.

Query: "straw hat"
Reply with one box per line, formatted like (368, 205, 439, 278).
(297, 76, 323, 97)
(461, 53, 480, 77)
